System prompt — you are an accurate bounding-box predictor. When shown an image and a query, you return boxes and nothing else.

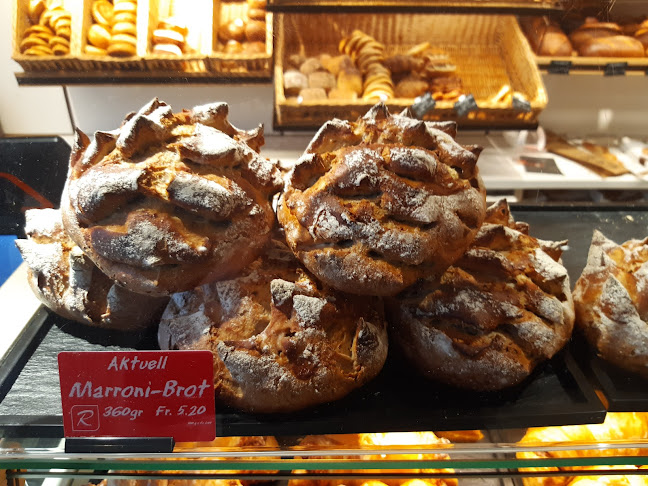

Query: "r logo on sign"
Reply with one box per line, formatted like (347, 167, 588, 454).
(71, 405, 100, 431)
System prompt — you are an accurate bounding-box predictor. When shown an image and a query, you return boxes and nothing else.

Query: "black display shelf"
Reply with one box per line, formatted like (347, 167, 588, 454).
(2, 205, 648, 438)
(588, 353, 648, 413)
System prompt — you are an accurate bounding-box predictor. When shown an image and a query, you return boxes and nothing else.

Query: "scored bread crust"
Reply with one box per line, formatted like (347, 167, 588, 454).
(158, 238, 388, 413)
(388, 200, 574, 391)
(61, 98, 282, 295)
(278, 103, 487, 297)
(573, 230, 648, 378)
(16, 208, 169, 330)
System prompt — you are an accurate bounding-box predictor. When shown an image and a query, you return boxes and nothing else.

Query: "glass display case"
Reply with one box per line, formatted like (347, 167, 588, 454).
(3, 1, 648, 485)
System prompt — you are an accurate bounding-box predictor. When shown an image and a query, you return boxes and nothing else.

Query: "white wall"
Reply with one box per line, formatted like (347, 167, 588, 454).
(66, 84, 275, 135)
(0, 0, 71, 136)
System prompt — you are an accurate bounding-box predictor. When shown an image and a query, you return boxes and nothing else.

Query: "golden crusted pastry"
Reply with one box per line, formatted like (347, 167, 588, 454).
(573, 230, 648, 378)
(16, 208, 168, 330)
(21, 3, 72, 56)
(290, 432, 456, 486)
(158, 238, 388, 413)
(339, 30, 394, 101)
(97, 436, 279, 486)
(278, 103, 486, 297)
(518, 412, 648, 486)
(61, 99, 281, 296)
(388, 200, 574, 391)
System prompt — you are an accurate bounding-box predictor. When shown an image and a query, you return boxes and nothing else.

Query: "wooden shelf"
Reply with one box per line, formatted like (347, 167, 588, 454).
(266, 0, 563, 14)
(14, 71, 272, 86)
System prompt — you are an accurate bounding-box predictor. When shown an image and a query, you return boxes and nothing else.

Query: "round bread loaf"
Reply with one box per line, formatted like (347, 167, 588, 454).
(573, 230, 648, 379)
(277, 103, 486, 296)
(158, 238, 388, 413)
(387, 200, 574, 391)
(61, 98, 281, 295)
(16, 208, 168, 330)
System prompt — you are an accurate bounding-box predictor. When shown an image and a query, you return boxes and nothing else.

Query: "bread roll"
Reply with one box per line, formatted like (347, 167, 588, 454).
(578, 35, 645, 57)
(16, 208, 168, 330)
(522, 17, 573, 56)
(278, 103, 486, 296)
(573, 230, 648, 378)
(61, 99, 281, 295)
(158, 239, 388, 413)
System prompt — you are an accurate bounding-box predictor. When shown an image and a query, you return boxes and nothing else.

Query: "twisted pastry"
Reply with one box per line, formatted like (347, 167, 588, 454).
(62, 98, 282, 295)
(278, 103, 486, 296)
(339, 30, 394, 101)
(388, 199, 574, 390)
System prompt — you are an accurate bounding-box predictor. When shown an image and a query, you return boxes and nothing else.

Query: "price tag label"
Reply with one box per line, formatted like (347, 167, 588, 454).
(604, 62, 627, 76)
(58, 351, 216, 442)
(453, 94, 478, 117)
(411, 92, 436, 119)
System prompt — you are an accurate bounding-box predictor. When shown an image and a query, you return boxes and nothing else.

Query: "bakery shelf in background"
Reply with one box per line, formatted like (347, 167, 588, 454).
(274, 13, 547, 130)
(12, 0, 273, 81)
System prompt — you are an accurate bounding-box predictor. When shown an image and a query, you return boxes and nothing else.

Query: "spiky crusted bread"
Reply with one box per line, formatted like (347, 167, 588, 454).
(158, 238, 388, 413)
(573, 230, 648, 378)
(16, 208, 168, 330)
(388, 200, 574, 390)
(61, 98, 282, 295)
(277, 103, 486, 297)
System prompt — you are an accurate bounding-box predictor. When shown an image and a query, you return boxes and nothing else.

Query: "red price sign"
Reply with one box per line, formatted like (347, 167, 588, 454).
(58, 351, 216, 441)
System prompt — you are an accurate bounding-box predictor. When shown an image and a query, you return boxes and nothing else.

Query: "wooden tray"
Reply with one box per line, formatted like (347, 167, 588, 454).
(274, 13, 547, 129)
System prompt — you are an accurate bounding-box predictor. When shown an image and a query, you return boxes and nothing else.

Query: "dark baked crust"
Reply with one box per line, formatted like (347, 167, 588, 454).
(388, 200, 574, 391)
(16, 208, 168, 330)
(278, 103, 486, 297)
(158, 238, 388, 413)
(573, 230, 648, 379)
(61, 99, 282, 295)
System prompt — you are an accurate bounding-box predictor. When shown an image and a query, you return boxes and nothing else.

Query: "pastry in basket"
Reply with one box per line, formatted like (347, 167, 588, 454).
(158, 238, 388, 413)
(61, 98, 281, 296)
(573, 230, 648, 379)
(517, 412, 648, 486)
(388, 200, 574, 391)
(16, 208, 168, 330)
(20, 1, 73, 56)
(339, 30, 394, 101)
(277, 103, 486, 296)
(289, 432, 456, 486)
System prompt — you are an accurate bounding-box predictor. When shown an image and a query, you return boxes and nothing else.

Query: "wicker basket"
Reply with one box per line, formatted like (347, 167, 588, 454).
(206, 1, 273, 77)
(274, 13, 548, 129)
(12, 0, 85, 72)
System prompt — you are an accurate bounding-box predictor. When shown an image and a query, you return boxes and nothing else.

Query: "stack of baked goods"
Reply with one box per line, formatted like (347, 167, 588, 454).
(517, 412, 648, 486)
(521, 16, 648, 58)
(339, 30, 394, 101)
(18, 99, 576, 413)
(283, 53, 362, 102)
(85, 0, 138, 57)
(19, 0, 72, 57)
(151, 17, 189, 56)
(217, 0, 267, 56)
